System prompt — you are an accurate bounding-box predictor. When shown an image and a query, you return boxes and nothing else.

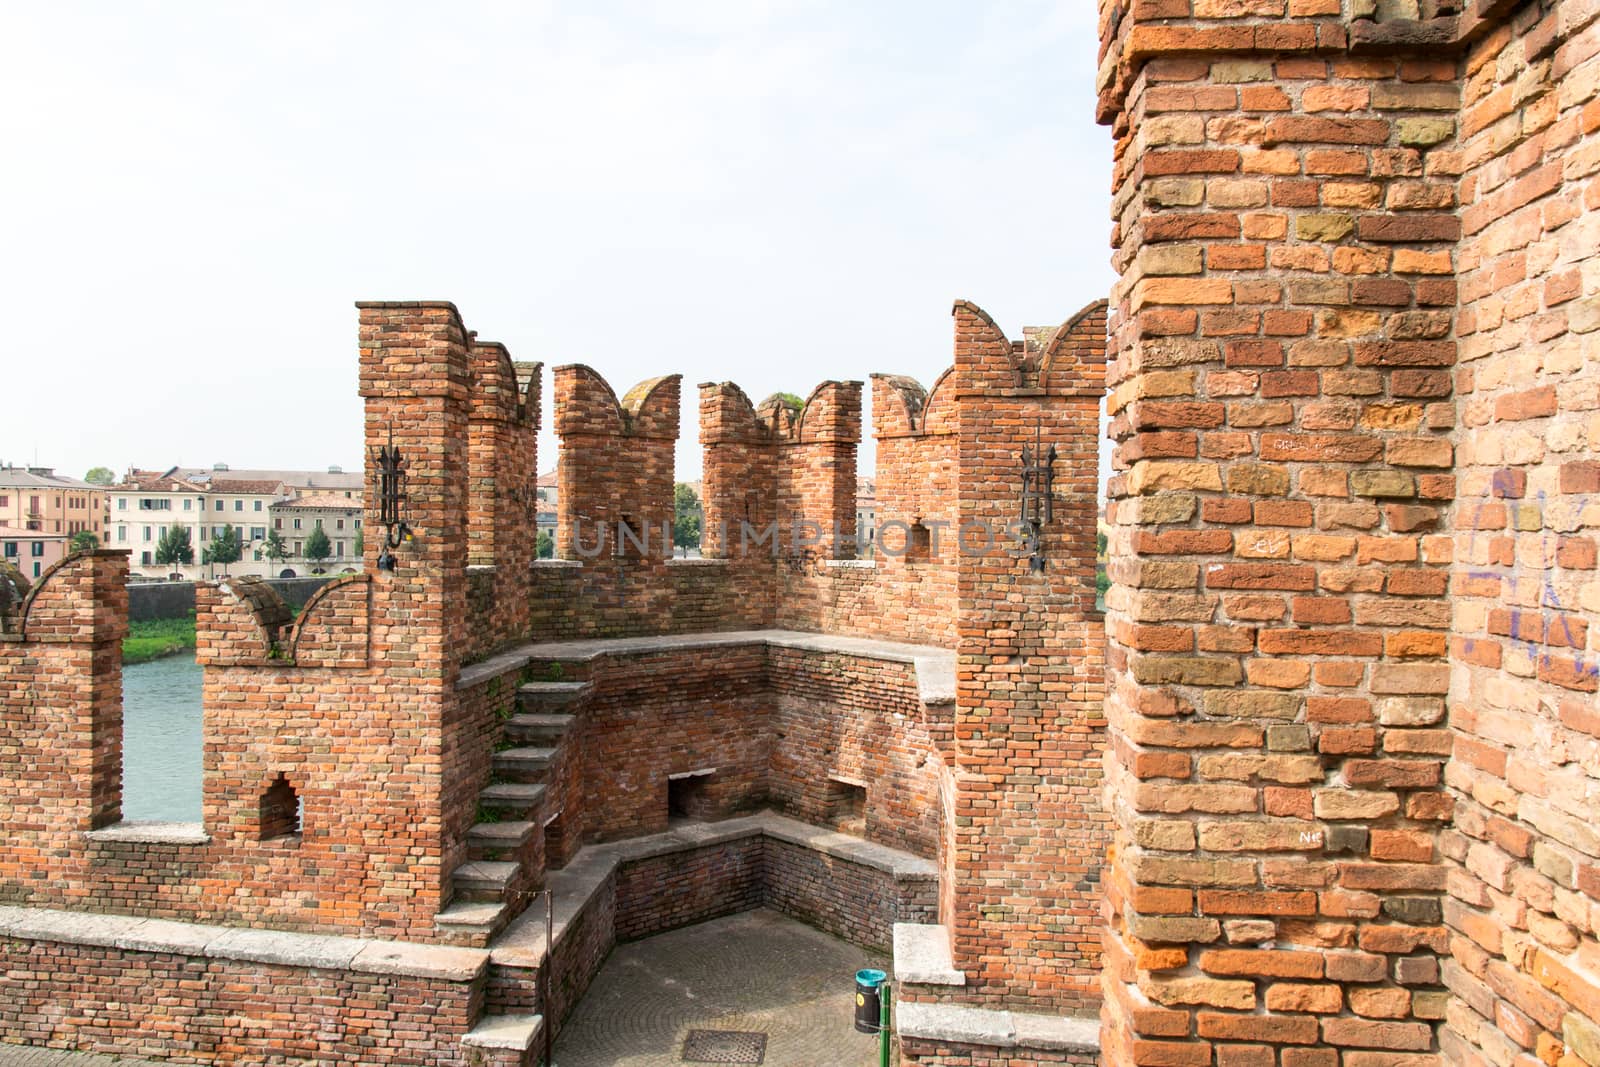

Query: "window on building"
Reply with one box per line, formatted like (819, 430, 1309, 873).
(354, 518, 361, 529)
(117, 498, 127, 510)
(29, 496, 40, 514)
(143, 526, 152, 542)
(0, 495, 8, 507)
(293, 541, 302, 554)
(117, 527, 126, 543)
(250, 527, 265, 541)
(293, 518, 302, 530)
(32, 563, 40, 578)
(314, 518, 323, 530)
(336, 519, 344, 530)
(31, 542, 44, 557)
(2, 542, 14, 558)
(336, 542, 344, 558)
(254, 500, 263, 512)
(215, 500, 223, 511)
(274, 518, 282, 529)
(235, 500, 243, 511)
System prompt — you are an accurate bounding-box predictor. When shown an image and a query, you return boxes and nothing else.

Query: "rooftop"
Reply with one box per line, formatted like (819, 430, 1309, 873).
(0, 466, 101, 491)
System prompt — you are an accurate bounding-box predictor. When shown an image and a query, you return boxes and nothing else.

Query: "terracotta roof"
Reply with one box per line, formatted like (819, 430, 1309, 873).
(537, 468, 559, 487)
(273, 494, 363, 511)
(112, 469, 207, 494)
(209, 479, 286, 496)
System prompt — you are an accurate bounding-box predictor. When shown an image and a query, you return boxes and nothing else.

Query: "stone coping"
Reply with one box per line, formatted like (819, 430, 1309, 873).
(892, 922, 965, 986)
(0, 905, 488, 982)
(85, 821, 211, 845)
(489, 811, 937, 970)
(895, 1001, 1099, 1053)
(458, 628, 955, 705)
(462, 1014, 544, 1051)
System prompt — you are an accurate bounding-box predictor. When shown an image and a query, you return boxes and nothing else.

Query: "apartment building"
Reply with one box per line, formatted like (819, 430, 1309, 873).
(265, 493, 363, 576)
(109, 463, 361, 579)
(0, 466, 107, 541)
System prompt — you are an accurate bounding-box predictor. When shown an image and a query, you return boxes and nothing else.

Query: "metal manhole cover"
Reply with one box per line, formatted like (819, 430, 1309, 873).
(681, 1028, 768, 1064)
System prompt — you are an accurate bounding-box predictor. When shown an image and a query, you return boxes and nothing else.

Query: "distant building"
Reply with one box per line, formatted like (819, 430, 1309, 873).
(857, 478, 877, 556)
(266, 494, 363, 577)
(0, 466, 108, 543)
(109, 464, 361, 579)
(0, 525, 69, 579)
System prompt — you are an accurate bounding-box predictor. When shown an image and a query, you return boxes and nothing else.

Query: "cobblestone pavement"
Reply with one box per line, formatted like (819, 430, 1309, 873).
(0, 1048, 163, 1066)
(554, 908, 891, 1067)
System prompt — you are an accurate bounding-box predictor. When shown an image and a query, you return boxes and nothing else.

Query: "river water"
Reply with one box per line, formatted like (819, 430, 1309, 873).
(122, 654, 203, 823)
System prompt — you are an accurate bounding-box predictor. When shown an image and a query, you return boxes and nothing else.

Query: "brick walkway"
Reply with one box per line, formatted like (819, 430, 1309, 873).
(0, 1049, 162, 1066)
(554, 908, 891, 1067)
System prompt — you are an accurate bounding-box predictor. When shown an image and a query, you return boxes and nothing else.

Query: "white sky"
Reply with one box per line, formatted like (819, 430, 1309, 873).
(0, 2, 1114, 484)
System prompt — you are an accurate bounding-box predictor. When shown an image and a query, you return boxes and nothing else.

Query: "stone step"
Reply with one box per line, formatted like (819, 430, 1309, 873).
(493, 746, 557, 783)
(462, 1013, 544, 1061)
(504, 712, 574, 746)
(515, 680, 591, 711)
(467, 820, 536, 860)
(479, 782, 547, 817)
(452, 860, 520, 901)
(434, 899, 509, 939)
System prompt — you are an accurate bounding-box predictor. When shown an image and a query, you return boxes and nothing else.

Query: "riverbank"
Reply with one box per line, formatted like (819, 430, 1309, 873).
(123, 615, 196, 665)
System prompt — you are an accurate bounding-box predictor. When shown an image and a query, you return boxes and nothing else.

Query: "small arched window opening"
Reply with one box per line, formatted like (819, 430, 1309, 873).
(259, 773, 301, 841)
(906, 521, 932, 563)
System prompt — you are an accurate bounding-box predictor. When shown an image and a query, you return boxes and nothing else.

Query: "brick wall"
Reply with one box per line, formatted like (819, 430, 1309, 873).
(533, 643, 944, 859)
(950, 300, 1108, 1013)
(898, 1041, 1099, 1067)
(1447, 4, 1600, 1065)
(768, 648, 941, 858)
(0, 937, 486, 1066)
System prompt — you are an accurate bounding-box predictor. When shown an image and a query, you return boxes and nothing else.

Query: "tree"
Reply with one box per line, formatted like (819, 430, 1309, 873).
(304, 527, 332, 573)
(353, 526, 364, 556)
(536, 528, 554, 559)
(154, 525, 194, 569)
(70, 531, 99, 553)
(83, 467, 115, 486)
(673, 482, 702, 553)
(207, 524, 242, 575)
(775, 392, 804, 409)
(263, 529, 289, 574)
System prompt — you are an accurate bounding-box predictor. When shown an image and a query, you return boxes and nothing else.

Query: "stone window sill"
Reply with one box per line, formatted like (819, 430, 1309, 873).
(85, 821, 210, 846)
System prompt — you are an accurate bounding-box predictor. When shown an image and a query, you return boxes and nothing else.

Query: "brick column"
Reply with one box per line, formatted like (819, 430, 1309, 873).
(950, 300, 1107, 1012)
(357, 301, 473, 676)
(0, 550, 128, 834)
(699, 382, 777, 560)
(1097, 10, 1458, 1064)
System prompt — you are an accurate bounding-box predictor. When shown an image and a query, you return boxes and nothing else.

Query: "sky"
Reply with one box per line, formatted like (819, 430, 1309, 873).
(0, 2, 1115, 484)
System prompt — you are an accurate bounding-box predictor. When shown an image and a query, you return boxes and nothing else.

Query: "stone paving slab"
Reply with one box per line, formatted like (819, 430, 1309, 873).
(552, 908, 888, 1067)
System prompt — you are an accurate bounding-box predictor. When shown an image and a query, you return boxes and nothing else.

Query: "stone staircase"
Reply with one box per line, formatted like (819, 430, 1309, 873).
(436, 679, 589, 946)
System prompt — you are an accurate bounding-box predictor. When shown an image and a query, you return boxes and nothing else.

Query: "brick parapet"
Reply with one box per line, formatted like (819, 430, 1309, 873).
(553, 365, 680, 564)
(465, 338, 540, 655)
